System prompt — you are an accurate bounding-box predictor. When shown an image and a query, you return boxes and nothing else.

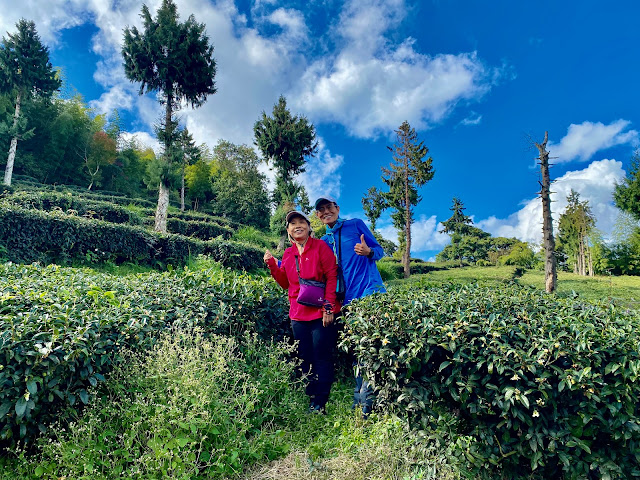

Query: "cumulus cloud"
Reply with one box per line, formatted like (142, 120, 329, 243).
(290, 0, 502, 138)
(548, 120, 639, 163)
(378, 214, 449, 252)
(298, 138, 344, 205)
(0, 0, 88, 45)
(476, 159, 626, 245)
(120, 131, 162, 153)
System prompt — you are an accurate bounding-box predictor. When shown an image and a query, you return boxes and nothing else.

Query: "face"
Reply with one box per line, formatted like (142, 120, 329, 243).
(287, 216, 310, 242)
(315, 201, 340, 227)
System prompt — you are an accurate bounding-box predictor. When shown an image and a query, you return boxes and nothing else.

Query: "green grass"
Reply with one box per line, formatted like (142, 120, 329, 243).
(390, 265, 640, 307)
(0, 328, 461, 480)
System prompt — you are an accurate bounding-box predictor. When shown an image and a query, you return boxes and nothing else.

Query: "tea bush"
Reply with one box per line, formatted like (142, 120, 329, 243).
(12, 182, 157, 208)
(0, 203, 263, 270)
(341, 282, 640, 479)
(3, 190, 143, 225)
(166, 217, 234, 240)
(0, 262, 290, 448)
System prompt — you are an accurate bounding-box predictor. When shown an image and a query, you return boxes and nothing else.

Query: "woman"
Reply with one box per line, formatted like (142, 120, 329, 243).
(264, 210, 340, 414)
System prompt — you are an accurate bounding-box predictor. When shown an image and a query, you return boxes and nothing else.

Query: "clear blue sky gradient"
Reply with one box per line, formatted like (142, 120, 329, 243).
(4, 0, 639, 259)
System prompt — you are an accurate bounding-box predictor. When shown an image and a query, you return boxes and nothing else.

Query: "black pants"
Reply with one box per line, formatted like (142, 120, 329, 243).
(290, 318, 337, 408)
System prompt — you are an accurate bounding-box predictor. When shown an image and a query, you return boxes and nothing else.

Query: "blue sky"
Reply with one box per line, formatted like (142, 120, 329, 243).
(2, 0, 639, 260)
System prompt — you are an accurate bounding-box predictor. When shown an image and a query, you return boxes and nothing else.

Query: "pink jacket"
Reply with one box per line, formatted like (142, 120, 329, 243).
(267, 237, 340, 321)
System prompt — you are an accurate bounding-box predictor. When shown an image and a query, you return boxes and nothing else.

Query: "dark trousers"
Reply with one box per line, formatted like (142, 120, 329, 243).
(290, 318, 337, 408)
(353, 361, 374, 410)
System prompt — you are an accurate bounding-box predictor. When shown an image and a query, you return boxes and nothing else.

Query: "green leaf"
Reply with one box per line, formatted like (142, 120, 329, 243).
(34, 466, 44, 477)
(26, 380, 38, 395)
(438, 361, 451, 372)
(504, 387, 515, 401)
(176, 437, 191, 448)
(15, 398, 27, 417)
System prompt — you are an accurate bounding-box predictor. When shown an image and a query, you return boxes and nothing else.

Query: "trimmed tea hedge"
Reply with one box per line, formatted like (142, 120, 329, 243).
(0, 263, 289, 447)
(0, 203, 263, 270)
(4, 190, 143, 225)
(342, 282, 640, 479)
(166, 217, 234, 240)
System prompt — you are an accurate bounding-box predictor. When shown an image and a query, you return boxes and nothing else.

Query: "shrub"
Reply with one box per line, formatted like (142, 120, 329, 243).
(24, 329, 302, 479)
(376, 259, 400, 281)
(341, 282, 640, 479)
(166, 217, 234, 240)
(3, 190, 143, 225)
(0, 263, 290, 448)
(233, 226, 277, 249)
(377, 257, 445, 279)
(11, 182, 157, 208)
(0, 203, 263, 270)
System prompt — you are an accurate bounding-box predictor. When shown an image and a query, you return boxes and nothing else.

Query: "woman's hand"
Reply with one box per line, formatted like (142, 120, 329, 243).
(263, 249, 273, 264)
(322, 310, 334, 327)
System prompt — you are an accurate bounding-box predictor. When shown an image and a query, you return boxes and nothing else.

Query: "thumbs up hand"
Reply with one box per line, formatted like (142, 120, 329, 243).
(354, 234, 372, 257)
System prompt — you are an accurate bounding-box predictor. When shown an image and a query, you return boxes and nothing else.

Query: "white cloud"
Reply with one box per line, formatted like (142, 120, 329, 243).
(548, 120, 639, 163)
(476, 159, 626, 245)
(298, 138, 343, 205)
(460, 112, 482, 126)
(266, 8, 308, 42)
(120, 131, 162, 153)
(290, 0, 501, 138)
(0, 0, 88, 45)
(378, 214, 449, 252)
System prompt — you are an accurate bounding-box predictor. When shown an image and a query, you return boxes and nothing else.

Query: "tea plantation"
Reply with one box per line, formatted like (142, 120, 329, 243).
(2, 187, 640, 479)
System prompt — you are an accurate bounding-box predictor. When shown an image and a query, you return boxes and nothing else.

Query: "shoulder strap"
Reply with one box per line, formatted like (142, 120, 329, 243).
(337, 228, 342, 266)
(294, 255, 301, 275)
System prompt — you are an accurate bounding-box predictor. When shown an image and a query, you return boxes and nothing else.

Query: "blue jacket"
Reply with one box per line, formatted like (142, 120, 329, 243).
(321, 218, 386, 305)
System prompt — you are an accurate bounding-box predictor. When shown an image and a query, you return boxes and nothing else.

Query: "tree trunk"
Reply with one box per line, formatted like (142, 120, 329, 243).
(578, 234, 585, 276)
(180, 164, 185, 212)
(535, 132, 557, 293)
(154, 90, 174, 233)
(155, 181, 170, 233)
(403, 153, 411, 278)
(3, 92, 22, 186)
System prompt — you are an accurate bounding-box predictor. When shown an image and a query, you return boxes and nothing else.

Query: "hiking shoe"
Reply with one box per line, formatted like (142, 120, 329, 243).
(308, 404, 327, 415)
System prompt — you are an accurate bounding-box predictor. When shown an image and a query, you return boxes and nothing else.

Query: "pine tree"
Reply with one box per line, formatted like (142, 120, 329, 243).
(253, 95, 317, 208)
(361, 186, 386, 232)
(557, 190, 596, 276)
(382, 121, 434, 278)
(0, 19, 61, 186)
(122, 0, 216, 232)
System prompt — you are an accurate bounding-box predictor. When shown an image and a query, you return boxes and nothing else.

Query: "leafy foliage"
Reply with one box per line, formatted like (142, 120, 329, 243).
(342, 282, 640, 479)
(0, 202, 263, 269)
(557, 190, 596, 275)
(25, 330, 300, 479)
(382, 121, 434, 276)
(122, 0, 217, 231)
(209, 140, 271, 229)
(361, 186, 386, 232)
(3, 189, 144, 225)
(253, 95, 317, 208)
(0, 262, 289, 448)
(0, 19, 61, 185)
(614, 150, 640, 221)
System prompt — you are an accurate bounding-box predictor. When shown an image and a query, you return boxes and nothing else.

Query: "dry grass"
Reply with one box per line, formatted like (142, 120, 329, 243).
(243, 441, 459, 480)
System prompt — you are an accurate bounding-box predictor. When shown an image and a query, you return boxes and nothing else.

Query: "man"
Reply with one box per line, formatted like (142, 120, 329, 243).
(314, 195, 386, 417)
